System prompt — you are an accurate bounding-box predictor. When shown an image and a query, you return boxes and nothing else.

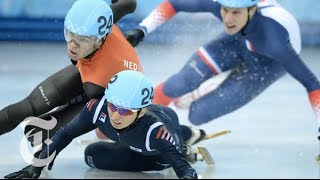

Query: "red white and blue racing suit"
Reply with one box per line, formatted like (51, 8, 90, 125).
(136, 0, 320, 136)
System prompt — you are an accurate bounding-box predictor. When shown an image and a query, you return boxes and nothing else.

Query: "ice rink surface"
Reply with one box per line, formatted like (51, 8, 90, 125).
(0, 39, 319, 178)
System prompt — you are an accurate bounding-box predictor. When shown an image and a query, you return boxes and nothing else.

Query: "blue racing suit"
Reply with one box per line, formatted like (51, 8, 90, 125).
(37, 96, 197, 179)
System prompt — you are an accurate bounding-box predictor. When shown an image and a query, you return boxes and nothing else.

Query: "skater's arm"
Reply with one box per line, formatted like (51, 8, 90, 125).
(143, 0, 218, 33)
(149, 124, 197, 179)
(83, 82, 105, 99)
(3, 101, 98, 179)
(124, 0, 220, 46)
(38, 101, 98, 161)
(264, 23, 320, 139)
(110, 0, 136, 23)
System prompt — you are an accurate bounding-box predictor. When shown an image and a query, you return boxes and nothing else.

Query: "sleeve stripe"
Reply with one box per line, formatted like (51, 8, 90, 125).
(161, 130, 168, 139)
(197, 47, 222, 75)
(92, 95, 107, 124)
(156, 127, 163, 139)
(87, 99, 97, 112)
(146, 122, 163, 151)
(165, 133, 171, 141)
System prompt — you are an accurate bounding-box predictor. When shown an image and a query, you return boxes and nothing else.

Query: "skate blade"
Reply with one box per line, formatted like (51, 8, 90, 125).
(205, 130, 231, 140)
(198, 147, 214, 165)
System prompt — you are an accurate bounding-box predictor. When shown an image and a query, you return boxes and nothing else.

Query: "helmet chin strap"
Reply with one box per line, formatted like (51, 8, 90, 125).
(85, 37, 106, 59)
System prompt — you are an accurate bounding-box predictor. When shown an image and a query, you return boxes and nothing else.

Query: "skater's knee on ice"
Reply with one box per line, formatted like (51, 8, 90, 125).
(84, 145, 98, 168)
(84, 142, 117, 170)
(84, 155, 97, 168)
(84, 143, 105, 168)
(84, 142, 115, 158)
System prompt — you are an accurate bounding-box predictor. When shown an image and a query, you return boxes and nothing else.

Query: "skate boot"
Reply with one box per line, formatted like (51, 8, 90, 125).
(182, 144, 214, 165)
(185, 127, 207, 146)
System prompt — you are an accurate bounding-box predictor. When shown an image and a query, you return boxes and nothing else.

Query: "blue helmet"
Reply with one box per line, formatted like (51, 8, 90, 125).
(216, 0, 259, 8)
(105, 70, 154, 109)
(64, 0, 113, 39)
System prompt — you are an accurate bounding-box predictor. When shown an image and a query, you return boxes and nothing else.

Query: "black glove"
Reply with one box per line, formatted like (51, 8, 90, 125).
(181, 173, 198, 179)
(124, 28, 145, 47)
(4, 165, 44, 179)
(180, 167, 198, 179)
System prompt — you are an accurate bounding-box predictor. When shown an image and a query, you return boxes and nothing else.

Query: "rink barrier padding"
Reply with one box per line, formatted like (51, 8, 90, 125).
(0, 17, 319, 47)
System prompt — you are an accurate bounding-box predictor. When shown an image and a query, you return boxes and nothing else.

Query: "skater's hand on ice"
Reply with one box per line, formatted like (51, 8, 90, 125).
(181, 173, 198, 179)
(180, 168, 198, 179)
(181, 175, 196, 179)
(124, 28, 145, 47)
(4, 165, 44, 179)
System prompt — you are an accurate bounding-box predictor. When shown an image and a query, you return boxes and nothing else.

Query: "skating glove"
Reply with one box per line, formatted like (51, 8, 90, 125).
(308, 89, 320, 140)
(124, 28, 145, 47)
(4, 158, 56, 179)
(4, 165, 44, 179)
(181, 174, 198, 179)
(4, 148, 56, 179)
(180, 168, 198, 179)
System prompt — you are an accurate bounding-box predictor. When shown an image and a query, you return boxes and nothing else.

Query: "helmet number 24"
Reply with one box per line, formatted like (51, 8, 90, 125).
(98, 15, 113, 36)
(141, 87, 154, 106)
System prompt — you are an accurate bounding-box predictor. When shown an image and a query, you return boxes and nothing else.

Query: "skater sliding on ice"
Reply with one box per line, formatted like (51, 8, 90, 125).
(3, 70, 218, 179)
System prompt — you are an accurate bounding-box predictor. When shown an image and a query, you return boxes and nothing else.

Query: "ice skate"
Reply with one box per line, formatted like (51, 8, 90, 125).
(185, 128, 207, 146)
(186, 127, 232, 146)
(182, 144, 214, 165)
